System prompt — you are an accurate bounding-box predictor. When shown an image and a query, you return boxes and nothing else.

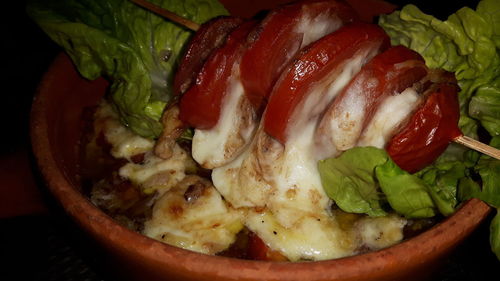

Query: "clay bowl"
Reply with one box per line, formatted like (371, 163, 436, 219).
(30, 1, 491, 281)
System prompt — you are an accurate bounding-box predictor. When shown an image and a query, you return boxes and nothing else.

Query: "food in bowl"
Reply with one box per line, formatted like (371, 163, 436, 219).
(28, 0, 500, 264)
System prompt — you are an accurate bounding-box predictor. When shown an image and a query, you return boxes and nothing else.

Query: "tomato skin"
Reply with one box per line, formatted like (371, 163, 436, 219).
(240, 0, 357, 111)
(263, 23, 390, 144)
(179, 21, 257, 129)
(174, 16, 243, 95)
(387, 80, 462, 173)
(315, 45, 428, 153)
(353, 46, 427, 128)
(247, 232, 288, 261)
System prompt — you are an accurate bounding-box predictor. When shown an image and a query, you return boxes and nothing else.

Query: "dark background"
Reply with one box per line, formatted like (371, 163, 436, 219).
(1, 0, 497, 281)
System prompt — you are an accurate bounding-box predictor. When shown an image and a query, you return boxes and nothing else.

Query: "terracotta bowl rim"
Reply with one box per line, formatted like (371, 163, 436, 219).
(30, 53, 492, 281)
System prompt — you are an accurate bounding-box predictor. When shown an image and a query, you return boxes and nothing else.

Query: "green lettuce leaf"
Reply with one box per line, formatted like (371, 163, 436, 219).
(457, 137, 500, 208)
(416, 162, 466, 216)
(375, 159, 436, 219)
(379, 1, 500, 259)
(472, 137, 500, 207)
(378, 0, 500, 138)
(27, 0, 228, 138)
(477, 0, 500, 48)
(318, 147, 388, 217)
(469, 76, 500, 136)
(318, 147, 442, 219)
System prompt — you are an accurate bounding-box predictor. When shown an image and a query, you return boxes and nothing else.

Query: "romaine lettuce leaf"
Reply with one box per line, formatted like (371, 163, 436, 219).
(318, 147, 444, 219)
(469, 76, 500, 136)
(416, 162, 466, 216)
(27, 0, 228, 138)
(318, 147, 388, 217)
(477, 0, 500, 48)
(379, 0, 500, 259)
(468, 137, 500, 207)
(378, 0, 500, 138)
(375, 159, 436, 219)
(471, 133, 500, 262)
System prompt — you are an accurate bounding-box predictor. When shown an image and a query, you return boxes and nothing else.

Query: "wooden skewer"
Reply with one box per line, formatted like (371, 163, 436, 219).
(454, 135, 500, 160)
(130, 0, 200, 31)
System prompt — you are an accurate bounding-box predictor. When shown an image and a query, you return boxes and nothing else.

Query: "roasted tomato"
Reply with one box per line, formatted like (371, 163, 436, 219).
(240, 0, 357, 111)
(315, 45, 428, 155)
(263, 23, 390, 144)
(387, 74, 462, 173)
(179, 20, 257, 129)
(173, 16, 243, 95)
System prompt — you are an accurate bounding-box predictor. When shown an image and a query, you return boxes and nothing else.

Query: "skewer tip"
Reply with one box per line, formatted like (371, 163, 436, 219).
(454, 135, 500, 160)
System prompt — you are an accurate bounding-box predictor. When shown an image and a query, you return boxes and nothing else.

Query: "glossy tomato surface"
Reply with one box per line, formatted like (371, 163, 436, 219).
(263, 23, 390, 143)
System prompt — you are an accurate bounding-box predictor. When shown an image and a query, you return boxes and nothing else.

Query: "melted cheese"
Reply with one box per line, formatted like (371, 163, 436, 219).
(94, 103, 154, 160)
(211, 43, 408, 261)
(96, 101, 242, 255)
(212, 121, 372, 260)
(312, 48, 382, 159)
(94, 34, 411, 261)
(326, 77, 372, 151)
(191, 67, 257, 169)
(143, 177, 243, 255)
(355, 214, 406, 250)
(357, 88, 421, 148)
(119, 145, 194, 195)
(246, 210, 355, 261)
(296, 9, 342, 48)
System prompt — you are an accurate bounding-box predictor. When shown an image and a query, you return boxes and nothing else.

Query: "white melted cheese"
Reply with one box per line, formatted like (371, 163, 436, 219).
(94, 102, 154, 161)
(211, 42, 408, 261)
(95, 101, 243, 255)
(296, 10, 342, 48)
(191, 67, 257, 169)
(357, 87, 421, 148)
(312, 48, 382, 159)
(211, 135, 268, 208)
(245, 124, 358, 261)
(294, 51, 372, 132)
(143, 177, 243, 255)
(119, 145, 193, 195)
(94, 30, 411, 260)
(355, 214, 406, 250)
(246, 210, 355, 261)
(327, 77, 373, 151)
(212, 113, 406, 261)
(270, 124, 329, 225)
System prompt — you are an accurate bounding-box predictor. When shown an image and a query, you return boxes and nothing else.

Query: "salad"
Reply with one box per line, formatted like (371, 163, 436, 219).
(28, 0, 500, 262)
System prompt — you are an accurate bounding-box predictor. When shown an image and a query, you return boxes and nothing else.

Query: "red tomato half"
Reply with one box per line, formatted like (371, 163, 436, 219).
(314, 45, 428, 154)
(179, 21, 257, 129)
(263, 23, 390, 144)
(173, 16, 243, 95)
(387, 77, 462, 173)
(342, 45, 428, 128)
(240, 0, 357, 111)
